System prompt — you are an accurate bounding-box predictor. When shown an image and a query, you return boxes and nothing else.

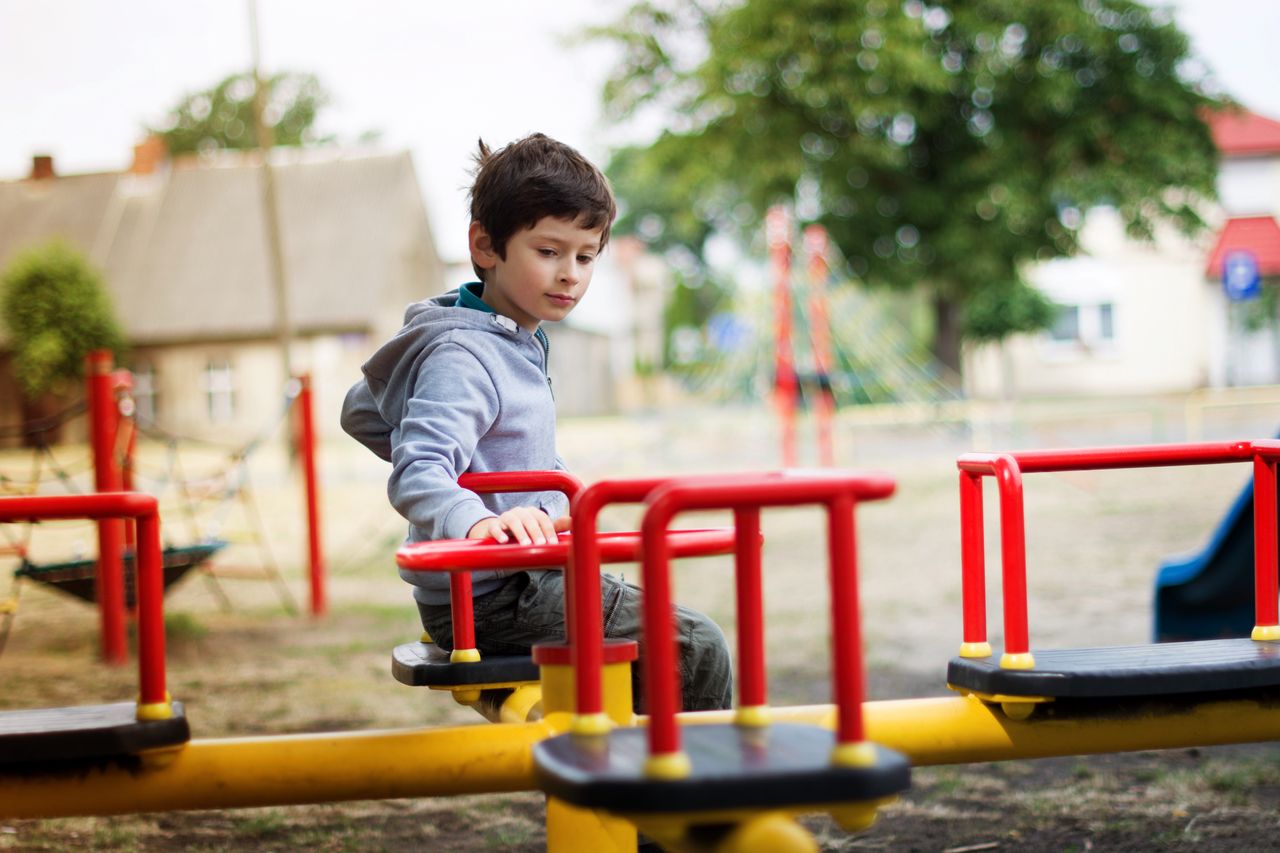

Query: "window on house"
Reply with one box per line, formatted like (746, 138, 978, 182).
(1097, 302, 1115, 340)
(201, 359, 236, 423)
(131, 361, 159, 424)
(1045, 302, 1117, 349)
(1049, 305, 1080, 342)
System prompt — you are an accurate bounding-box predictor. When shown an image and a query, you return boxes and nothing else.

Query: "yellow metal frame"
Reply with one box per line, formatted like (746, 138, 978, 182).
(8, 692, 1280, 820)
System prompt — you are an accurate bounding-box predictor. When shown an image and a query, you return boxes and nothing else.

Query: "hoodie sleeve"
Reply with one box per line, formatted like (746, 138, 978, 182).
(538, 454, 571, 519)
(387, 341, 500, 540)
(340, 379, 393, 462)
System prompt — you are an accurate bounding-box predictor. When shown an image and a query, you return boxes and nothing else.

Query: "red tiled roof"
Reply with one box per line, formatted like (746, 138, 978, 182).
(1206, 108, 1280, 157)
(1204, 216, 1280, 278)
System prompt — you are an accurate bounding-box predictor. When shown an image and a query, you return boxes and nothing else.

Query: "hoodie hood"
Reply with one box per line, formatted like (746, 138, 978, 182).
(362, 287, 548, 426)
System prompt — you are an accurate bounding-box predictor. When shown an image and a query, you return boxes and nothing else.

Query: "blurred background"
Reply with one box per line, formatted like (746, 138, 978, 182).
(4, 7, 1280, 847)
(1, 0, 1279, 449)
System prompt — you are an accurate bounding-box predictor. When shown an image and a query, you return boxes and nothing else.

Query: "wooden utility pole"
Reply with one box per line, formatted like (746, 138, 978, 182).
(248, 0, 293, 383)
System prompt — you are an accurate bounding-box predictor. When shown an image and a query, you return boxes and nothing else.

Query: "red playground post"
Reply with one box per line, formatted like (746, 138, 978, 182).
(767, 206, 798, 467)
(87, 350, 128, 664)
(804, 224, 836, 467)
(297, 375, 326, 617)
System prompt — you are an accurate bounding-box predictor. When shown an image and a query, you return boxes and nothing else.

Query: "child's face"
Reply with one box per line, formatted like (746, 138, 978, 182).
(469, 215, 603, 332)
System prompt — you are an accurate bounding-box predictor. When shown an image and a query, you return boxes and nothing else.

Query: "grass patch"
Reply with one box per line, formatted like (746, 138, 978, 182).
(164, 611, 208, 641)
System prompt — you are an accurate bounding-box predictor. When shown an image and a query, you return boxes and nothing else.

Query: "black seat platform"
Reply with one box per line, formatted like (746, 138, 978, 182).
(0, 701, 189, 767)
(533, 723, 909, 814)
(948, 638, 1280, 699)
(391, 641, 539, 687)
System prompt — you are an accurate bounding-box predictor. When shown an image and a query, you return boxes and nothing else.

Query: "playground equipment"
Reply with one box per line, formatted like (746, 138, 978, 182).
(534, 471, 910, 850)
(947, 441, 1280, 719)
(0, 351, 326, 665)
(4, 440, 1280, 852)
(393, 469, 585, 706)
(1154, 463, 1275, 641)
(696, 207, 960, 467)
(0, 491, 187, 765)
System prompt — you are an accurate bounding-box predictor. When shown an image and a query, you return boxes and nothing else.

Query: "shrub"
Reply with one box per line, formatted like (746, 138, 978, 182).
(0, 240, 124, 400)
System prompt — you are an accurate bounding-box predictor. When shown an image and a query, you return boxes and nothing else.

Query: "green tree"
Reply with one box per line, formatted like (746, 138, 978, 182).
(146, 71, 336, 155)
(595, 0, 1219, 376)
(1, 240, 124, 401)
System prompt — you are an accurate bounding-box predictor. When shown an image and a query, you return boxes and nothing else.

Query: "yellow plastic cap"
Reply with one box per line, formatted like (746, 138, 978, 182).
(644, 751, 693, 780)
(735, 705, 772, 729)
(999, 651, 1036, 670)
(1252, 624, 1280, 641)
(450, 647, 481, 663)
(959, 641, 994, 658)
(570, 713, 613, 737)
(830, 740, 878, 768)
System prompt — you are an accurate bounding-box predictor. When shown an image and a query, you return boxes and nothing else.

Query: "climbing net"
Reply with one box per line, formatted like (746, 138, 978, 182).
(0, 380, 303, 657)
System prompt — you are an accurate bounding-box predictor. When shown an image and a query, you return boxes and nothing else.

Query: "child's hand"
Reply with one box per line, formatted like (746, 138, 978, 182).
(468, 507, 566, 545)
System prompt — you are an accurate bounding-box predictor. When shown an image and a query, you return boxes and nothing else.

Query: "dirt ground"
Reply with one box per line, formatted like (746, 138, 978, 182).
(2, 398, 1279, 851)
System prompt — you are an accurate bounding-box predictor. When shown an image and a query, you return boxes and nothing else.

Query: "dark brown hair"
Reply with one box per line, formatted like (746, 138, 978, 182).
(468, 133, 616, 280)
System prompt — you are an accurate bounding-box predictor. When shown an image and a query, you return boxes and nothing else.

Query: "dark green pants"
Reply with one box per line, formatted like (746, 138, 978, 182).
(417, 570, 733, 713)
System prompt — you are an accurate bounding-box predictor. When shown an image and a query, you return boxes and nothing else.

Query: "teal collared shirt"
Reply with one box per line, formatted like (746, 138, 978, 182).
(458, 281, 550, 362)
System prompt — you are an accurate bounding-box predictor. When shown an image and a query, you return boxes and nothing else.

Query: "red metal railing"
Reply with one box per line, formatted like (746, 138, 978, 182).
(568, 477, 679, 719)
(396, 472, 737, 675)
(0, 492, 170, 714)
(630, 470, 896, 763)
(957, 440, 1280, 661)
(430, 471, 583, 655)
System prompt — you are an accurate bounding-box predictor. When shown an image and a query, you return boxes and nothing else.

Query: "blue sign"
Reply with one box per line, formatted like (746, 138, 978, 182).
(1223, 250, 1261, 301)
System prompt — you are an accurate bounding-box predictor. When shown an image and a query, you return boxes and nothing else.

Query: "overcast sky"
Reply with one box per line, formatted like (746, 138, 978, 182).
(3, 0, 1278, 264)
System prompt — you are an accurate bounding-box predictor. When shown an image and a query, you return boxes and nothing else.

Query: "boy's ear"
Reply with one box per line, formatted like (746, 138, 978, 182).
(468, 222, 498, 271)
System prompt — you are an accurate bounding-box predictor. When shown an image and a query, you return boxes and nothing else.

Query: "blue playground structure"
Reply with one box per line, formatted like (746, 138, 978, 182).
(1155, 476, 1275, 641)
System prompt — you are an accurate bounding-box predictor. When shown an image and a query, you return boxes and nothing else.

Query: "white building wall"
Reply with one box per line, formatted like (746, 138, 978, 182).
(1218, 157, 1280, 216)
(965, 207, 1210, 398)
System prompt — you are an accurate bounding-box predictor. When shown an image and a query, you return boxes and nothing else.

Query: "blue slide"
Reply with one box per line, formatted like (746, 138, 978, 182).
(1154, 477, 1274, 641)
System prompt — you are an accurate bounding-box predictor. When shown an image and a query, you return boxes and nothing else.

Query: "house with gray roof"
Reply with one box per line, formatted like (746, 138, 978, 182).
(0, 144, 437, 446)
(0, 140, 627, 450)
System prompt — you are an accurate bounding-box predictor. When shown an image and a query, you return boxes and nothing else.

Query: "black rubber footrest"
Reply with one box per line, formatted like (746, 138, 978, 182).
(0, 701, 189, 765)
(947, 638, 1280, 698)
(391, 641, 539, 687)
(533, 722, 909, 814)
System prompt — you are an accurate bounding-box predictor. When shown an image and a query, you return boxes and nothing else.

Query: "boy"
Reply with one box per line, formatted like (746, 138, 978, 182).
(341, 133, 731, 713)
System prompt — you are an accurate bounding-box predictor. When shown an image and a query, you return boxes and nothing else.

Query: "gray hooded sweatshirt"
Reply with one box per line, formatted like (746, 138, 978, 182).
(341, 284, 569, 605)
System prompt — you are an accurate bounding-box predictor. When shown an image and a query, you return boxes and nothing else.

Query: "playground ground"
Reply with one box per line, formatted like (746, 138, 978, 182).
(2, 394, 1280, 850)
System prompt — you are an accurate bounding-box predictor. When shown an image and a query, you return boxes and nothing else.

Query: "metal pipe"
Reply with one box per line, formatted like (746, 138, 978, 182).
(0, 719, 555, 819)
(958, 471, 986, 650)
(297, 375, 326, 616)
(87, 350, 127, 665)
(11, 694, 1280, 819)
(733, 507, 765, 712)
(1252, 441, 1280, 632)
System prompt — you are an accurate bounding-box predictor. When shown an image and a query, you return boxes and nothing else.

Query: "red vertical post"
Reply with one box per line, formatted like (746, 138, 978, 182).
(448, 572, 476, 655)
(767, 206, 798, 467)
(959, 471, 988, 651)
(112, 370, 138, 562)
(1253, 453, 1279, 631)
(733, 507, 766, 713)
(571, 494, 607, 719)
(87, 350, 127, 664)
(135, 508, 168, 710)
(297, 375, 326, 616)
(568, 478, 668, 725)
(640, 500, 683, 760)
(993, 458, 1031, 659)
(804, 224, 835, 467)
(827, 493, 865, 747)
